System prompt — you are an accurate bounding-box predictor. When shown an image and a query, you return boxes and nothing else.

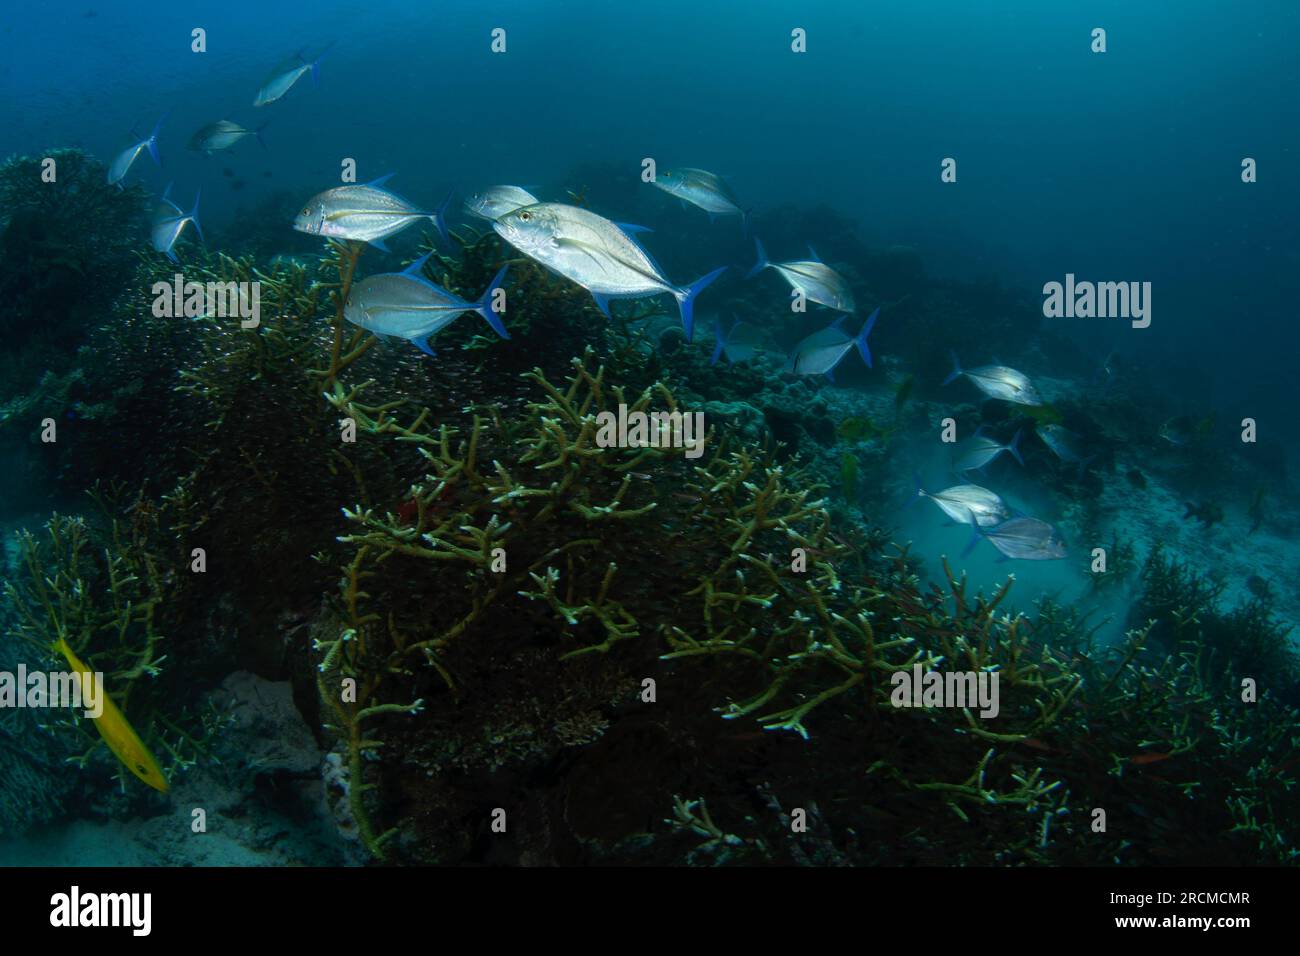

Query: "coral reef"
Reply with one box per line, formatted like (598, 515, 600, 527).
(1, 180, 1295, 868)
(0, 149, 147, 389)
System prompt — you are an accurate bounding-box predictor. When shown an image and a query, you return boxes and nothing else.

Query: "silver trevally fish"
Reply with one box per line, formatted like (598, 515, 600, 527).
(944, 352, 1043, 406)
(343, 252, 510, 356)
(711, 316, 764, 365)
(106, 114, 166, 187)
(1036, 423, 1094, 473)
(963, 513, 1067, 561)
(188, 120, 268, 155)
(254, 45, 331, 107)
(783, 308, 879, 380)
(493, 202, 726, 340)
(747, 238, 854, 313)
(150, 183, 203, 263)
(913, 476, 1010, 527)
(652, 167, 749, 229)
(464, 185, 539, 221)
(951, 428, 1023, 473)
(294, 174, 452, 249)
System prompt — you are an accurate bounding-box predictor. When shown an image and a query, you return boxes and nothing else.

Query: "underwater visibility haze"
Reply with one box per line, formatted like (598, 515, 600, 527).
(0, 0, 1297, 872)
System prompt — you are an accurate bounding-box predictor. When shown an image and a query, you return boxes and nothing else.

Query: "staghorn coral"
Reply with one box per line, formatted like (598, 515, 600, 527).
(3, 204, 1294, 866)
(1, 488, 227, 799)
(299, 346, 1299, 865)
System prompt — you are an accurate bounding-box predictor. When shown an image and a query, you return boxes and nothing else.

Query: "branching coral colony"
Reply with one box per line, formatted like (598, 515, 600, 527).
(2, 486, 229, 797)
(4, 202, 1294, 864)
(308, 323, 1299, 864)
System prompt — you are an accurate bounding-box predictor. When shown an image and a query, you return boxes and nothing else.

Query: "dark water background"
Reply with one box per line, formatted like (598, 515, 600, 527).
(2, 0, 1295, 459)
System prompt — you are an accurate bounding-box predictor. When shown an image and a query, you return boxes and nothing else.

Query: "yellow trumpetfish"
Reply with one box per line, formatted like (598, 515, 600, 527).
(53, 638, 170, 794)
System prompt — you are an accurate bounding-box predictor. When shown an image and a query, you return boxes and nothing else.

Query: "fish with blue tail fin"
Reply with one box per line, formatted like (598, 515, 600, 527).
(747, 237, 854, 313)
(944, 352, 1043, 406)
(493, 201, 725, 340)
(188, 119, 268, 155)
(106, 113, 166, 186)
(914, 475, 1010, 527)
(150, 184, 203, 263)
(951, 427, 1023, 474)
(343, 253, 510, 357)
(651, 167, 750, 232)
(1036, 423, 1095, 475)
(962, 510, 1067, 561)
(711, 316, 763, 365)
(784, 308, 878, 380)
(294, 174, 452, 248)
(254, 43, 333, 107)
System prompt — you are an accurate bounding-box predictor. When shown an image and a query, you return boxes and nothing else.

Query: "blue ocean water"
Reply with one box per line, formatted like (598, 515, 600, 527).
(0, 0, 1296, 869)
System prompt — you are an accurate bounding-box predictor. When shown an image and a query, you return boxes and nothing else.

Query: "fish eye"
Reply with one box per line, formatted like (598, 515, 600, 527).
(301, 207, 310, 216)
(519, 211, 531, 221)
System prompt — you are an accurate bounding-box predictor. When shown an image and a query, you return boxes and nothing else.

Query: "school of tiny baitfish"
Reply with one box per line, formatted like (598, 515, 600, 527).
(107, 41, 1074, 567)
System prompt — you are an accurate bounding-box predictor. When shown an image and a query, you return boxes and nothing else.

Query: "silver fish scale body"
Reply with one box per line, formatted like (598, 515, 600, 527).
(190, 121, 253, 153)
(151, 198, 190, 253)
(152, 216, 189, 253)
(953, 435, 1011, 471)
(107, 143, 145, 184)
(256, 57, 309, 106)
(772, 260, 854, 312)
(465, 186, 538, 220)
(300, 185, 428, 242)
(344, 274, 471, 340)
(1038, 423, 1083, 460)
(785, 325, 852, 375)
(965, 365, 1042, 405)
(496, 203, 674, 298)
(256, 66, 307, 106)
(658, 168, 742, 214)
(927, 484, 1010, 526)
(985, 517, 1066, 560)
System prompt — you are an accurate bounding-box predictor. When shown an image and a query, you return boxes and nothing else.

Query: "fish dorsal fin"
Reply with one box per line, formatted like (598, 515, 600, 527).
(367, 172, 397, 190)
(807, 243, 823, 263)
(403, 251, 435, 277)
(615, 222, 652, 236)
(161, 181, 173, 202)
(830, 314, 848, 332)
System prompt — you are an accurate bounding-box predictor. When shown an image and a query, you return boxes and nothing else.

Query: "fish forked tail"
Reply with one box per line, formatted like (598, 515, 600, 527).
(961, 508, 988, 558)
(473, 264, 511, 339)
(146, 111, 169, 166)
(710, 316, 732, 366)
(942, 350, 963, 386)
(907, 470, 928, 509)
(310, 41, 336, 87)
(855, 307, 879, 368)
(431, 189, 453, 245)
(740, 207, 754, 238)
(674, 266, 727, 342)
(187, 188, 205, 244)
(254, 121, 271, 150)
(1005, 428, 1024, 467)
(745, 237, 770, 279)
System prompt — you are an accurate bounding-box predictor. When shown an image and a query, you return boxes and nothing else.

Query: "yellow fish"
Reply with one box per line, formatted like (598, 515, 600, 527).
(53, 638, 170, 794)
